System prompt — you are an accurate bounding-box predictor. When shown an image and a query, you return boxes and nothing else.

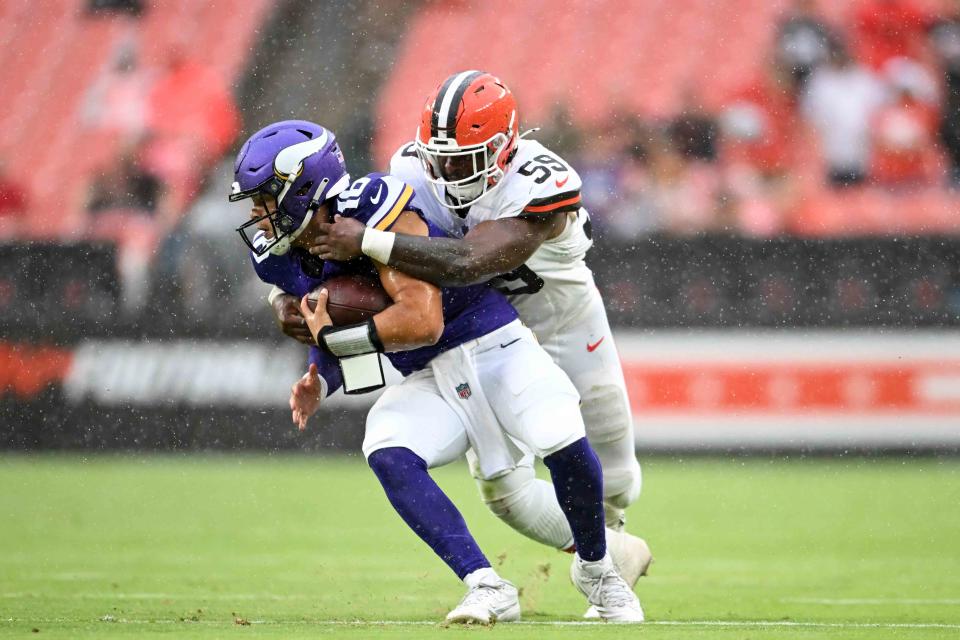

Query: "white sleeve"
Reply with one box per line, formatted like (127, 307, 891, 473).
(266, 285, 286, 306)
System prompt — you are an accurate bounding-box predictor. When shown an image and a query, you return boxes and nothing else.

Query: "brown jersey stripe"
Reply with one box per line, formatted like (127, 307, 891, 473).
(522, 193, 582, 213)
(525, 189, 581, 208)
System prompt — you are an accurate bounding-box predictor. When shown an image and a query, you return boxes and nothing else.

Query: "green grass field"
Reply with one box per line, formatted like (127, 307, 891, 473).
(1, 454, 959, 639)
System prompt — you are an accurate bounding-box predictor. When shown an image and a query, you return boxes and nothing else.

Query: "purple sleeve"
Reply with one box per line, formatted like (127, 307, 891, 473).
(308, 346, 343, 397)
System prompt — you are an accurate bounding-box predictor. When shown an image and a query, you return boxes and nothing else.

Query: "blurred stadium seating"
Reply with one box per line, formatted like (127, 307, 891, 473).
(0, 0, 270, 237)
(376, 0, 960, 236)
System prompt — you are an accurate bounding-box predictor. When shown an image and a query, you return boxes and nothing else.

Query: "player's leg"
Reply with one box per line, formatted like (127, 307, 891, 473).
(478, 323, 643, 622)
(465, 447, 652, 599)
(362, 370, 519, 624)
(541, 289, 642, 527)
(542, 291, 651, 617)
(465, 448, 575, 550)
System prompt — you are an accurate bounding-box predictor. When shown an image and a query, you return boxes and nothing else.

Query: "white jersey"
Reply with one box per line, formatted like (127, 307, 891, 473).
(390, 137, 641, 512)
(389, 138, 596, 340)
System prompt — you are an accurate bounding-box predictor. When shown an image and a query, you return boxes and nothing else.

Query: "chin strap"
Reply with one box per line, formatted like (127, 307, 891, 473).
(268, 208, 315, 256)
(267, 176, 332, 256)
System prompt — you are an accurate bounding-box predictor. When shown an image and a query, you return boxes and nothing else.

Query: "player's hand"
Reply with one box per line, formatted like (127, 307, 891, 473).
(290, 363, 323, 431)
(310, 214, 365, 261)
(272, 293, 315, 345)
(300, 290, 333, 344)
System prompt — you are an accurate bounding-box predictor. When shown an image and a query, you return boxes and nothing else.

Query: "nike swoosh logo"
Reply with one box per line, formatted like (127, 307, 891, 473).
(555, 175, 569, 188)
(370, 185, 383, 205)
(586, 337, 605, 352)
(500, 338, 521, 349)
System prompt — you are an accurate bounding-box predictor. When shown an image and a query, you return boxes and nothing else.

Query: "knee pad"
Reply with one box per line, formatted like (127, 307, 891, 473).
(475, 464, 537, 514)
(579, 382, 632, 444)
(473, 463, 574, 550)
(577, 381, 641, 508)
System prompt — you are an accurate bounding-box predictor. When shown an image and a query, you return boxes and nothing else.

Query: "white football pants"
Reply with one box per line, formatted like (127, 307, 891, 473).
(467, 285, 642, 546)
(362, 320, 586, 477)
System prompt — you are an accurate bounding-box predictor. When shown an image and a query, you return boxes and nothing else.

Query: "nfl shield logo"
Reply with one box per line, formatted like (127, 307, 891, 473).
(456, 383, 471, 399)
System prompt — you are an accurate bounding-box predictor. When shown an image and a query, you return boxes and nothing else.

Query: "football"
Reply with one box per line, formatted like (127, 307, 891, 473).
(307, 274, 391, 325)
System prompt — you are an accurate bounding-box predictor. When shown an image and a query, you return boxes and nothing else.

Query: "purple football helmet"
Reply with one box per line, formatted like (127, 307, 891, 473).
(230, 120, 350, 256)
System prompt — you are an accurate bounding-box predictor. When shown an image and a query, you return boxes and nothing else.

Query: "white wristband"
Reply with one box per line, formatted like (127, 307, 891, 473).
(321, 320, 382, 357)
(361, 228, 396, 265)
(315, 371, 328, 400)
(267, 285, 286, 306)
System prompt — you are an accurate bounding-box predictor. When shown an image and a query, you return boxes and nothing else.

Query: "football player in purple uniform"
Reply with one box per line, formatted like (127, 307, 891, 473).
(229, 120, 643, 623)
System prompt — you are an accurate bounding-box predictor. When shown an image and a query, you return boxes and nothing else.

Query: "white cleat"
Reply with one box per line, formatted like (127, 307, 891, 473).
(583, 528, 652, 619)
(571, 552, 644, 623)
(444, 574, 521, 625)
(608, 528, 654, 584)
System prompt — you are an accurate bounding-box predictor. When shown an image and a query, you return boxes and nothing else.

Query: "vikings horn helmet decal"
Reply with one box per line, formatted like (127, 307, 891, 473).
(230, 120, 351, 256)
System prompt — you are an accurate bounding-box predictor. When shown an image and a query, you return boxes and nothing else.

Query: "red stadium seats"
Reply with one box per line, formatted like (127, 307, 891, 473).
(0, 0, 274, 237)
(374, 0, 802, 163)
(375, 0, 960, 236)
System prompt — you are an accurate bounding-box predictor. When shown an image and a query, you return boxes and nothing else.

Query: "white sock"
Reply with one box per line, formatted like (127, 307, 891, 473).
(463, 567, 500, 589)
(576, 551, 614, 573)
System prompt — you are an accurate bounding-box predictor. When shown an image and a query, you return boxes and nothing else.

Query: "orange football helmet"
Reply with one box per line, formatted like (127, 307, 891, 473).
(415, 70, 519, 210)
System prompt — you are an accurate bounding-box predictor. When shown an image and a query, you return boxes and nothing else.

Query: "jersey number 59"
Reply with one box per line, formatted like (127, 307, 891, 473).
(516, 154, 568, 184)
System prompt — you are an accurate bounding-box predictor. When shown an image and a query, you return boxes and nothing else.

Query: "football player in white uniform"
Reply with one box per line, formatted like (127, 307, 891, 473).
(306, 71, 650, 611)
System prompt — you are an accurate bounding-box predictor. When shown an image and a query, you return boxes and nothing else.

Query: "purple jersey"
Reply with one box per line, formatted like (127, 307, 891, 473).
(250, 172, 517, 395)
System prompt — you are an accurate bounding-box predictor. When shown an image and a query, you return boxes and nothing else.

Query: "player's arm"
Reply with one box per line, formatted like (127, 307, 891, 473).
(368, 218, 445, 351)
(313, 213, 565, 287)
(384, 214, 565, 287)
(288, 317, 347, 431)
(301, 211, 444, 352)
(269, 286, 315, 344)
